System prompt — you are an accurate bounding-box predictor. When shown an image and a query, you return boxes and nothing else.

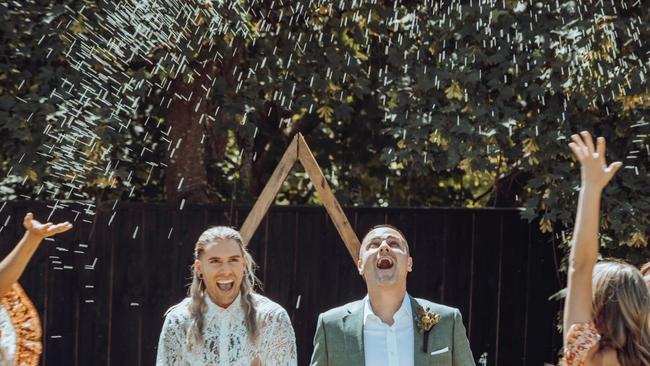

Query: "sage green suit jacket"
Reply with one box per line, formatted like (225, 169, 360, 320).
(310, 295, 475, 366)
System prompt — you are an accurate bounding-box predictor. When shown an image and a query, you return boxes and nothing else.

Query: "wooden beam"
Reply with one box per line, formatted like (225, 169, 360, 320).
(297, 133, 361, 263)
(240, 135, 299, 244)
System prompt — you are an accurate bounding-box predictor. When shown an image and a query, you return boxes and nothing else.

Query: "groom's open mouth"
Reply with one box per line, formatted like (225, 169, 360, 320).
(376, 257, 394, 269)
(216, 279, 235, 291)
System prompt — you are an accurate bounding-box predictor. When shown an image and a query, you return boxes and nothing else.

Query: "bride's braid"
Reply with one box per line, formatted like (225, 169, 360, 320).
(240, 249, 260, 340)
(187, 266, 207, 349)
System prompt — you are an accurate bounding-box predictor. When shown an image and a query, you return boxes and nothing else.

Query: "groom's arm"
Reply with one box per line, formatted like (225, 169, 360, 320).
(309, 314, 329, 365)
(452, 309, 475, 366)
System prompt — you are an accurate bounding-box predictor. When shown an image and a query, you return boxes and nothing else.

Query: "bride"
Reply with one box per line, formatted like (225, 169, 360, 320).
(156, 226, 297, 366)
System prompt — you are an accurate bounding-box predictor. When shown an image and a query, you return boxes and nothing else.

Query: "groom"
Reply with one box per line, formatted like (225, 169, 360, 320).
(310, 225, 475, 365)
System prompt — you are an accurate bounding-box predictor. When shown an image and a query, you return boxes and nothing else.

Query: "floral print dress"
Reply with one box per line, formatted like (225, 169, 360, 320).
(560, 322, 601, 366)
(0, 283, 42, 366)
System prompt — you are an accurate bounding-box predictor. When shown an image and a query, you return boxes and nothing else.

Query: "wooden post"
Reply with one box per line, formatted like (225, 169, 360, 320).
(239, 135, 298, 244)
(238, 133, 361, 264)
(297, 134, 361, 263)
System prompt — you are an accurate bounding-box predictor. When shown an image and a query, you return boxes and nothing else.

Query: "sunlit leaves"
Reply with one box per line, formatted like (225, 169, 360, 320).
(316, 105, 334, 122)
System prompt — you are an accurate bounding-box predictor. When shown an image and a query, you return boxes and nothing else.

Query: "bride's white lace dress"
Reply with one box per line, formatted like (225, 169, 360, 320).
(156, 293, 297, 366)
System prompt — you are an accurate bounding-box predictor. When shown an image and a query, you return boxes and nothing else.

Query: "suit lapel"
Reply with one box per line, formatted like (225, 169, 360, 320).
(342, 301, 365, 366)
(410, 296, 429, 365)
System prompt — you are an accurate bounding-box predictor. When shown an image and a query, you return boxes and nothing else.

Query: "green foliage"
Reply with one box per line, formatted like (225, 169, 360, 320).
(0, 0, 648, 261)
(0, 1, 69, 194)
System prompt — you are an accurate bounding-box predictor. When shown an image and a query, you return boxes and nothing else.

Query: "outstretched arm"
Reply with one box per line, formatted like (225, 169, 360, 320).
(563, 131, 622, 343)
(0, 212, 72, 297)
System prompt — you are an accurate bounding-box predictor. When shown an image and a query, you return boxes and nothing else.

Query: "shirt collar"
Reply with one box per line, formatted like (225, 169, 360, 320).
(204, 292, 242, 314)
(363, 292, 411, 325)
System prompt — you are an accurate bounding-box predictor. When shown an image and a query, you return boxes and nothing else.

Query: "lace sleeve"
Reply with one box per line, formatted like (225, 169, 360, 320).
(257, 307, 297, 366)
(561, 322, 600, 366)
(156, 309, 187, 366)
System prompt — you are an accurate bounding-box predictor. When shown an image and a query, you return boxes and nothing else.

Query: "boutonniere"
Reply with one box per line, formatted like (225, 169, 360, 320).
(415, 306, 440, 352)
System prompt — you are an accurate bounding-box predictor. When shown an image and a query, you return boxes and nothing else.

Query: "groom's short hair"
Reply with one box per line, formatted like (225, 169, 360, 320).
(362, 224, 410, 254)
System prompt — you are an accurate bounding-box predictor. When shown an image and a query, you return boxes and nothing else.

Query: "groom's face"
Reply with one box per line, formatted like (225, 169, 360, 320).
(358, 227, 412, 288)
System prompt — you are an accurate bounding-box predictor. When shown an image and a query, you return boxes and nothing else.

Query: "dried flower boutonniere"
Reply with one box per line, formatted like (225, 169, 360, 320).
(415, 306, 440, 352)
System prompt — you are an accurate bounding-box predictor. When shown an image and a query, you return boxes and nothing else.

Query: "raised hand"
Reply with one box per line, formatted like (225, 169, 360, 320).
(0, 213, 73, 297)
(563, 132, 622, 343)
(568, 131, 622, 190)
(22, 212, 73, 239)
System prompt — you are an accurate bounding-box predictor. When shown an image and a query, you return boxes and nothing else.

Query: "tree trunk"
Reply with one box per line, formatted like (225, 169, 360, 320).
(164, 73, 211, 204)
(492, 169, 531, 207)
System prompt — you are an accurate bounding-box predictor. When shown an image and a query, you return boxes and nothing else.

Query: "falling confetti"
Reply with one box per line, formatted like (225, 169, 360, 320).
(0, 0, 646, 321)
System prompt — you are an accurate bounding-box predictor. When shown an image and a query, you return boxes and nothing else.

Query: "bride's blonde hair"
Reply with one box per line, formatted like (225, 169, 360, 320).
(592, 261, 650, 366)
(186, 227, 260, 349)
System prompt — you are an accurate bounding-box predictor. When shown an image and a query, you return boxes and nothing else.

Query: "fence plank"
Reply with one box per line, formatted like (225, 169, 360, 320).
(263, 209, 298, 309)
(408, 210, 447, 303)
(294, 210, 326, 365)
(142, 205, 179, 363)
(496, 211, 530, 366)
(525, 224, 563, 364)
(467, 210, 502, 365)
(74, 208, 111, 366)
(0, 202, 560, 366)
(108, 206, 144, 365)
(40, 203, 76, 366)
(441, 210, 474, 316)
(68, 213, 97, 366)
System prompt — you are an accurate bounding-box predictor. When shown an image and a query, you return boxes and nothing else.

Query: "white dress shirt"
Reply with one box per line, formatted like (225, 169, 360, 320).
(363, 293, 414, 366)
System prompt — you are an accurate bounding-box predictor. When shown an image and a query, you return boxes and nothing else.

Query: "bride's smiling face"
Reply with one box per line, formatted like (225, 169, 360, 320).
(195, 239, 247, 308)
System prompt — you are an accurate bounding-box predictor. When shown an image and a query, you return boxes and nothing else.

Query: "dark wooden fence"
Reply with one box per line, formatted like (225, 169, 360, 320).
(0, 201, 563, 365)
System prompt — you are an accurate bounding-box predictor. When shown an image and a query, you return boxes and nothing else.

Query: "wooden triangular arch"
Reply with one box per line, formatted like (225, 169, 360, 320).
(240, 133, 361, 263)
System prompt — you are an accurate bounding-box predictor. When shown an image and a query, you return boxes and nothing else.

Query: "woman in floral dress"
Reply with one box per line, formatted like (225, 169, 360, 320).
(0, 213, 72, 365)
(561, 132, 650, 366)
